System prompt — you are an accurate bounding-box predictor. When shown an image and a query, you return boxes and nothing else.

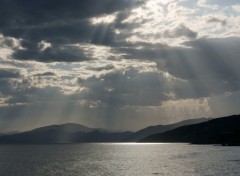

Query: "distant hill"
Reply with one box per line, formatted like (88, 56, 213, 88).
(123, 118, 211, 142)
(30, 123, 95, 133)
(0, 131, 19, 136)
(140, 115, 240, 146)
(0, 123, 133, 144)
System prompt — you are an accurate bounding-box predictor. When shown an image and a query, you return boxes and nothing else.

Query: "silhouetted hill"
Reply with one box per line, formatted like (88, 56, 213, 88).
(140, 115, 240, 146)
(0, 123, 133, 144)
(124, 118, 211, 142)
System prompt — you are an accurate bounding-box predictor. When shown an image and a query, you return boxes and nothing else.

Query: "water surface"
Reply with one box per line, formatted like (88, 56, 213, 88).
(0, 143, 239, 176)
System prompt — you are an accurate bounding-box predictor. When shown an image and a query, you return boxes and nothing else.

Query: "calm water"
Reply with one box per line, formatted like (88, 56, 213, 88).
(0, 143, 239, 176)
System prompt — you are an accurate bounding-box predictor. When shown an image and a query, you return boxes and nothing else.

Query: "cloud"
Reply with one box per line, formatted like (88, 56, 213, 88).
(232, 4, 240, 13)
(207, 17, 227, 26)
(1, 0, 239, 62)
(13, 44, 91, 62)
(0, 0, 139, 28)
(33, 72, 56, 77)
(197, 0, 207, 6)
(0, 0, 143, 62)
(0, 69, 21, 79)
(0, 35, 20, 49)
(91, 24, 115, 45)
(117, 37, 240, 99)
(163, 24, 198, 39)
(86, 64, 115, 71)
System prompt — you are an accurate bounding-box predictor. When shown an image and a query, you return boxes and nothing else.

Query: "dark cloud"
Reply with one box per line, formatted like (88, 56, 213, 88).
(0, 0, 140, 27)
(10, 20, 120, 61)
(4, 20, 93, 44)
(33, 72, 56, 77)
(13, 44, 90, 62)
(7, 21, 114, 61)
(91, 24, 115, 45)
(0, 69, 20, 79)
(0, 0, 143, 62)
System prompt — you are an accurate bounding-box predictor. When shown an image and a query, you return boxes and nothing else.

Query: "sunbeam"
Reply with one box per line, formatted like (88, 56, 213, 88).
(0, 0, 240, 139)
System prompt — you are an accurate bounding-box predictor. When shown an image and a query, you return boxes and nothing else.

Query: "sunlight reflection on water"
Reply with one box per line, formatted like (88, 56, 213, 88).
(101, 142, 172, 145)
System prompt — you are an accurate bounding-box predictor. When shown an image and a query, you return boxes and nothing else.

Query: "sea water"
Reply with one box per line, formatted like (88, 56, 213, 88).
(0, 143, 239, 176)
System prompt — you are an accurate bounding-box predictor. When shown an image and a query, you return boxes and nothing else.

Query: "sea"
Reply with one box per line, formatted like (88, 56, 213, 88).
(0, 143, 239, 176)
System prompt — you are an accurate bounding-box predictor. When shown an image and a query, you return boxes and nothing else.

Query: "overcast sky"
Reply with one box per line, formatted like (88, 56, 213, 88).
(0, 0, 240, 132)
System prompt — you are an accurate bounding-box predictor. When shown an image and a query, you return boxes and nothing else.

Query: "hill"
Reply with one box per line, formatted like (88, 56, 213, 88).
(123, 118, 211, 142)
(140, 115, 240, 146)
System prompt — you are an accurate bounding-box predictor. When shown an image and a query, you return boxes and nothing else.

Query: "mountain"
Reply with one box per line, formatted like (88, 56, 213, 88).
(123, 118, 211, 142)
(0, 123, 133, 144)
(140, 115, 240, 146)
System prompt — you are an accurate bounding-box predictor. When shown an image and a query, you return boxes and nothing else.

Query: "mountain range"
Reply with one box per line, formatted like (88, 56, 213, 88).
(0, 115, 239, 145)
(0, 123, 132, 144)
(0, 118, 208, 144)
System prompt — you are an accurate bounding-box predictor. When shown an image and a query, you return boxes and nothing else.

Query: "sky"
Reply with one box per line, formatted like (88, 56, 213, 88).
(0, 0, 240, 132)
